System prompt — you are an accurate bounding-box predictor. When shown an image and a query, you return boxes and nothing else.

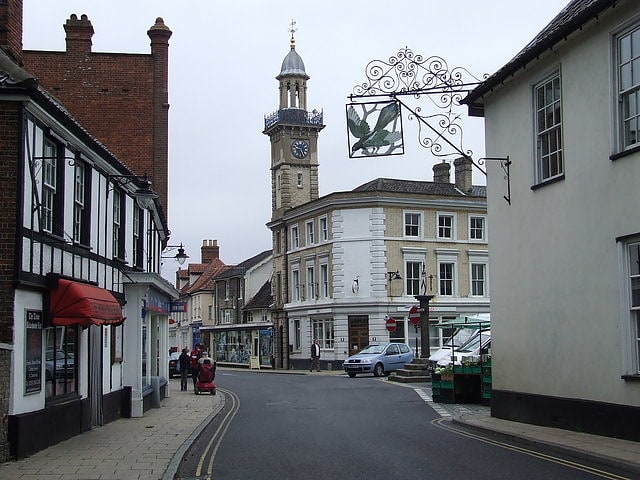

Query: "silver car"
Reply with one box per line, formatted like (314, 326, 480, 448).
(343, 342, 414, 378)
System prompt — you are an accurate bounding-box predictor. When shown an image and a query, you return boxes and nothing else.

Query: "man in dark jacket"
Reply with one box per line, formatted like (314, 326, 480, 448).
(178, 348, 191, 391)
(310, 339, 321, 372)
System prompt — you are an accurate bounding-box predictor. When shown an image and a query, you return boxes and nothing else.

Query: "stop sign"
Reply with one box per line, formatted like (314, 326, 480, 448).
(385, 316, 396, 332)
(409, 305, 421, 326)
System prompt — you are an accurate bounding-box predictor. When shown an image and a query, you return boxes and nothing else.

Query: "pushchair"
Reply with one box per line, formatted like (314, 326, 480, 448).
(195, 358, 216, 395)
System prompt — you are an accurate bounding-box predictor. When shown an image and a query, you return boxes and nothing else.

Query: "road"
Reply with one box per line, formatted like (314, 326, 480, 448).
(176, 371, 632, 480)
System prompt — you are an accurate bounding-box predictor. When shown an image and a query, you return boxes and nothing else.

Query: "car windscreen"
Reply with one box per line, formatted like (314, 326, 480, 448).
(359, 345, 385, 354)
(458, 331, 491, 352)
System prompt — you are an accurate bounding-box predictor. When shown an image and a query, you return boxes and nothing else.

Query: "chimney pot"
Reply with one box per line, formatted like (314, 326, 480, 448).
(432, 161, 451, 183)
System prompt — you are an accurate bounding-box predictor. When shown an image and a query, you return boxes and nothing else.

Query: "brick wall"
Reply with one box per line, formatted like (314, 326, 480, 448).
(21, 15, 171, 215)
(0, 100, 19, 462)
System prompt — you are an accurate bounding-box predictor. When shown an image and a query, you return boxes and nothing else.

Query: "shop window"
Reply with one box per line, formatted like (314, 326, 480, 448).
(45, 325, 78, 399)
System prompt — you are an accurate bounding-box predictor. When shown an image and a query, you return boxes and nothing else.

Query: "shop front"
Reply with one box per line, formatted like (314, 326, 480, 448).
(9, 276, 125, 459)
(207, 324, 274, 368)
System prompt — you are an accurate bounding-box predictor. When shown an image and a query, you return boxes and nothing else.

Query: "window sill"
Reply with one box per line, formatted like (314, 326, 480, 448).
(621, 374, 640, 382)
(610, 144, 640, 161)
(531, 174, 564, 191)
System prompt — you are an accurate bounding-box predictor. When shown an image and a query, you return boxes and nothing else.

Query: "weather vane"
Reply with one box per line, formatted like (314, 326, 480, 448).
(289, 19, 297, 43)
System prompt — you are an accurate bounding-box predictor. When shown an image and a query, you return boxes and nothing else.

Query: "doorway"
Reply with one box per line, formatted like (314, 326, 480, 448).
(348, 315, 369, 356)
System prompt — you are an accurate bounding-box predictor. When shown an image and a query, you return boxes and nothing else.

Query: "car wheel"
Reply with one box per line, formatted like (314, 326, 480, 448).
(373, 363, 384, 377)
(348, 372, 356, 378)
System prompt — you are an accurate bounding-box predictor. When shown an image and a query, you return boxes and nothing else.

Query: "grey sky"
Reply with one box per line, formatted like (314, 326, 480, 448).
(23, 0, 569, 280)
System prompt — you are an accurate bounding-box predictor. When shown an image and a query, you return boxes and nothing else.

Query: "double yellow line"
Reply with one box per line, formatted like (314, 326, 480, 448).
(195, 388, 241, 479)
(432, 417, 632, 480)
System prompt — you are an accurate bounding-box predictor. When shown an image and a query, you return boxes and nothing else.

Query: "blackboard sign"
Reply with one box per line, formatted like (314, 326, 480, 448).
(25, 310, 43, 394)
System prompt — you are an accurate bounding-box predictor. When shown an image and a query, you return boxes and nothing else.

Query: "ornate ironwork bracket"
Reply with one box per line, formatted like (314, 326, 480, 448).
(478, 156, 512, 205)
(347, 47, 512, 205)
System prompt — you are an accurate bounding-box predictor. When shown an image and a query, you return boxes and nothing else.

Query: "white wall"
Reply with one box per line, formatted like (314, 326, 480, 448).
(483, 3, 640, 405)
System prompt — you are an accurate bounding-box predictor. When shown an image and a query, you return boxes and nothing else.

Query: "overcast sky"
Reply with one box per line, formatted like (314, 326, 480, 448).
(23, 0, 569, 281)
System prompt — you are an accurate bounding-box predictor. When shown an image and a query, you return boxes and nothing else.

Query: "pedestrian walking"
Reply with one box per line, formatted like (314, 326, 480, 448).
(178, 348, 190, 391)
(310, 339, 321, 372)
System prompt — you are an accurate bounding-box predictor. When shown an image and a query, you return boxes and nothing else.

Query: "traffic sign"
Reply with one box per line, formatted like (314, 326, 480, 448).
(385, 316, 397, 332)
(409, 305, 421, 325)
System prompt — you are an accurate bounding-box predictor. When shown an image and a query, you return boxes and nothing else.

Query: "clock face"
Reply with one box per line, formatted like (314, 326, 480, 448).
(291, 140, 309, 159)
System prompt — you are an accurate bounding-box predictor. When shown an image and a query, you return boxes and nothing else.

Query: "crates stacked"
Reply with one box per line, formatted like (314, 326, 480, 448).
(481, 361, 492, 406)
(431, 373, 455, 403)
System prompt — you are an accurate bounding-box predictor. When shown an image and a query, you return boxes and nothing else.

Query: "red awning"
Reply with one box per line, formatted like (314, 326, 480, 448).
(50, 279, 124, 327)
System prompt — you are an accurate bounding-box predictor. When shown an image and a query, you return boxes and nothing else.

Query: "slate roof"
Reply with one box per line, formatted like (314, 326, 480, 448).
(243, 280, 273, 310)
(352, 177, 486, 198)
(216, 250, 272, 280)
(463, 0, 616, 111)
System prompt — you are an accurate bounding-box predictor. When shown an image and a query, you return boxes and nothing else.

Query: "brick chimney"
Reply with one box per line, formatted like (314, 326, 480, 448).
(454, 157, 473, 194)
(201, 239, 219, 264)
(64, 14, 94, 55)
(147, 17, 172, 220)
(0, 0, 23, 64)
(432, 160, 450, 183)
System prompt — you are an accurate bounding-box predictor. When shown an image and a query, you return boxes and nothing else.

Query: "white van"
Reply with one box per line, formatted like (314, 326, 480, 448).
(436, 329, 491, 367)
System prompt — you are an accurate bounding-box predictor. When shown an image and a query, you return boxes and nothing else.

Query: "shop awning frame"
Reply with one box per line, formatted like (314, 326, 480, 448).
(50, 278, 124, 327)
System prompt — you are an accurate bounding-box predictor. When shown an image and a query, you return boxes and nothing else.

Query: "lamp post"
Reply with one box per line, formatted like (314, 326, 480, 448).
(414, 294, 434, 358)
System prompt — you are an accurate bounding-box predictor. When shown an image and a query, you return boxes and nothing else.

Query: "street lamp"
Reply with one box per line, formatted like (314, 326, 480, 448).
(107, 173, 158, 210)
(162, 243, 189, 265)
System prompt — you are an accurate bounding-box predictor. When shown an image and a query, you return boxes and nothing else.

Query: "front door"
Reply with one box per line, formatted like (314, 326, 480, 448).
(348, 315, 369, 357)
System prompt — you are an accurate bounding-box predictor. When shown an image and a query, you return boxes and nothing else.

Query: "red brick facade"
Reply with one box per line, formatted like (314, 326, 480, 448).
(22, 14, 171, 216)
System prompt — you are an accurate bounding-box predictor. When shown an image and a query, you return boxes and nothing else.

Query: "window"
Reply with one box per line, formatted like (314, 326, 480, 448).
(406, 261, 422, 296)
(320, 217, 328, 242)
(535, 72, 563, 182)
(297, 173, 303, 188)
(471, 263, 486, 296)
(291, 225, 299, 249)
(292, 269, 301, 301)
(293, 320, 301, 350)
(246, 311, 254, 323)
(307, 265, 315, 299)
(625, 240, 640, 374)
(41, 140, 58, 234)
(73, 161, 85, 243)
(111, 189, 123, 258)
(306, 220, 315, 245)
(438, 213, 454, 239)
(618, 25, 640, 149)
(439, 262, 454, 296)
(132, 204, 143, 268)
(404, 212, 421, 238)
(275, 231, 281, 254)
(320, 263, 329, 298)
(313, 318, 334, 349)
(469, 216, 486, 241)
(45, 325, 78, 399)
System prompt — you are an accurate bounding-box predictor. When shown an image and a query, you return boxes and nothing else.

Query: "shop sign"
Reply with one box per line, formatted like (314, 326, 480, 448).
(25, 310, 42, 394)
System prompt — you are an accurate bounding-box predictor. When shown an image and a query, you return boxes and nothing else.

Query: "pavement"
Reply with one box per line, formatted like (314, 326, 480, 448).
(0, 369, 638, 479)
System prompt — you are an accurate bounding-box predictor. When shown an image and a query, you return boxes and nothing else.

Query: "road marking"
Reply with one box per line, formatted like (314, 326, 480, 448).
(193, 388, 240, 480)
(432, 417, 632, 480)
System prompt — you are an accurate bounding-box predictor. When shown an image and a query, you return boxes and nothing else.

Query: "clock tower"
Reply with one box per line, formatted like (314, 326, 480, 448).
(263, 31, 325, 221)
(263, 28, 324, 369)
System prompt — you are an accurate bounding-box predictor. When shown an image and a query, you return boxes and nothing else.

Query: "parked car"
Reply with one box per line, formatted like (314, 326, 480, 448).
(436, 330, 491, 367)
(343, 342, 414, 378)
(168, 351, 181, 378)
